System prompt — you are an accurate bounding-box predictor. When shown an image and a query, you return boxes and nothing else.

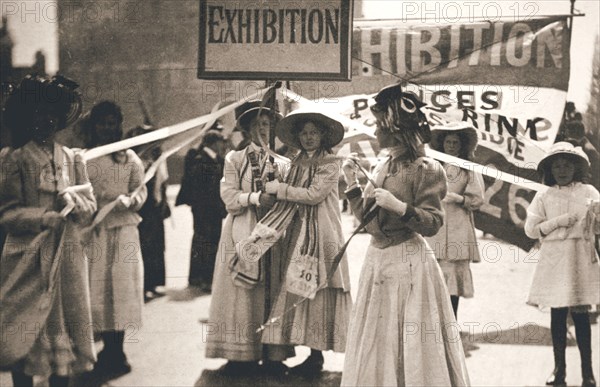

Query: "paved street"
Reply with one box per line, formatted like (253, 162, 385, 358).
(2, 185, 599, 386)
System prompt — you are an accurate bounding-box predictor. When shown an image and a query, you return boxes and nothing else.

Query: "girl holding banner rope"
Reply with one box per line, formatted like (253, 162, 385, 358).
(251, 110, 352, 374)
(426, 123, 485, 319)
(340, 84, 470, 386)
(205, 102, 294, 375)
(83, 101, 148, 378)
(0, 75, 97, 387)
(524, 142, 599, 387)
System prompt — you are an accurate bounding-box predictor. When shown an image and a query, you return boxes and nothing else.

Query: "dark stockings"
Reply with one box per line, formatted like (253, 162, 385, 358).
(549, 308, 568, 384)
(450, 296, 460, 319)
(101, 330, 125, 356)
(11, 371, 33, 387)
(549, 308, 596, 386)
(310, 349, 324, 361)
(572, 311, 595, 384)
(48, 374, 70, 387)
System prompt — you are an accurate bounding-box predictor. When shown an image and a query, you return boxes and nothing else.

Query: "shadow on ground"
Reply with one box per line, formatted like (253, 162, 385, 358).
(195, 369, 342, 387)
(166, 287, 209, 302)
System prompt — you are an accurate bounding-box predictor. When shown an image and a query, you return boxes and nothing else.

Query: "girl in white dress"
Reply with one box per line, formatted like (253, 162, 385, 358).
(525, 141, 600, 387)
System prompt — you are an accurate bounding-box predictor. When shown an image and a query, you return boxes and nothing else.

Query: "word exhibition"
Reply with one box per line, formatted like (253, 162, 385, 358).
(354, 17, 567, 75)
(206, 5, 341, 44)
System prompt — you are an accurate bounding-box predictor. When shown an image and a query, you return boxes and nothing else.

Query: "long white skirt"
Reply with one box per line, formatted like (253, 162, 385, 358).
(341, 235, 470, 387)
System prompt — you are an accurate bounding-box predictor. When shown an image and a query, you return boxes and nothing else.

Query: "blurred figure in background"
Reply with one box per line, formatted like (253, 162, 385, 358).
(176, 127, 227, 292)
(556, 101, 579, 143)
(563, 121, 600, 190)
(0, 146, 10, 254)
(83, 101, 147, 378)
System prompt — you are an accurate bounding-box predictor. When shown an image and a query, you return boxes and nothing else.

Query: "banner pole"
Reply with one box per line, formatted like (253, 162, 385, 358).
(569, 0, 576, 29)
(262, 78, 277, 364)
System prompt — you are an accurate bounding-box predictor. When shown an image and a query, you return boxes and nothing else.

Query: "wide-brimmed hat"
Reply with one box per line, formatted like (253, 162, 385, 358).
(276, 110, 344, 150)
(537, 141, 590, 175)
(3, 75, 82, 135)
(236, 104, 283, 132)
(430, 122, 478, 160)
(235, 100, 262, 120)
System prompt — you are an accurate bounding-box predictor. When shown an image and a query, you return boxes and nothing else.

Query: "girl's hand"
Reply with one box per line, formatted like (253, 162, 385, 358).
(342, 153, 360, 185)
(444, 192, 463, 204)
(258, 193, 276, 209)
(555, 213, 578, 228)
(373, 188, 407, 215)
(590, 201, 600, 217)
(265, 180, 280, 194)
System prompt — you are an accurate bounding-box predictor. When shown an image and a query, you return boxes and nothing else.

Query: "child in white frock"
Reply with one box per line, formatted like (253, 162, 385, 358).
(525, 141, 599, 387)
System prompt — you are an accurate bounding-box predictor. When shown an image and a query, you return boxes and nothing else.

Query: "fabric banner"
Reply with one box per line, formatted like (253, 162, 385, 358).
(296, 16, 571, 251)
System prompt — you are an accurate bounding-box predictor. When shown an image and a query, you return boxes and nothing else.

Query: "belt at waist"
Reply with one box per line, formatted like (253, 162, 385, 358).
(370, 229, 417, 249)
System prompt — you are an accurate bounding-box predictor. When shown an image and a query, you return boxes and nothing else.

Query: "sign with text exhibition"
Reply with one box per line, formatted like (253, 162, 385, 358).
(198, 0, 353, 80)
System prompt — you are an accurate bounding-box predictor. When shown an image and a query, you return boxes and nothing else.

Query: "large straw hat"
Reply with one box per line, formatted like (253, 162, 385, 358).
(537, 141, 590, 175)
(430, 122, 478, 160)
(236, 104, 283, 132)
(276, 110, 344, 150)
(3, 75, 82, 147)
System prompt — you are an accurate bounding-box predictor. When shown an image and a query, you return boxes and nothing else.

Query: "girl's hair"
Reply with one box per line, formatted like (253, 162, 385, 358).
(370, 99, 429, 161)
(84, 101, 124, 147)
(541, 153, 588, 186)
(436, 131, 471, 160)
(292, 120, 333, 154)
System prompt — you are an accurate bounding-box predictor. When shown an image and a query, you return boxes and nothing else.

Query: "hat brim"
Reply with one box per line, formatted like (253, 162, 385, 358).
(237, 107, 283, 132)
(537, 151, 590, 175)
(430, 127, 478, 159)
(276, 112, 344, 150)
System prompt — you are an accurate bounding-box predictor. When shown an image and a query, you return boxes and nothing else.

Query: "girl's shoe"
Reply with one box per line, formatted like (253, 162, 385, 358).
(582, 375, 596, 387)
(290, 354, 324, 376)
(546, 367, 566, 386)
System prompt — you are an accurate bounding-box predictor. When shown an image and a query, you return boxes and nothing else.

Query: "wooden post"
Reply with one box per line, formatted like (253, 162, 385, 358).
(262, 78, 278, 363)
(569, 0, 576, 29)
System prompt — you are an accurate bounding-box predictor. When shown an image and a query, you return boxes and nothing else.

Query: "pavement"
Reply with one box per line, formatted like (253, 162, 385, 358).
(1, 185, 599, 386)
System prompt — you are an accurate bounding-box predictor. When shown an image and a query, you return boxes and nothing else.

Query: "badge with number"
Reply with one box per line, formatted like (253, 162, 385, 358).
(286, 254, 319, 299)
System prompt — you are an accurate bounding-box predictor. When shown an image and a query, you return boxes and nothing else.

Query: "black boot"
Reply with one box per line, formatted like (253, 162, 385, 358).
(572, 312, 596, 387)
(11, 370, 33, 387)
(220, 361, 260, 376)
(547, 308, 568, 386)
(290, 349, 324, 376)
(94, 331, 132, 377)
(48, 374, 70, 387)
